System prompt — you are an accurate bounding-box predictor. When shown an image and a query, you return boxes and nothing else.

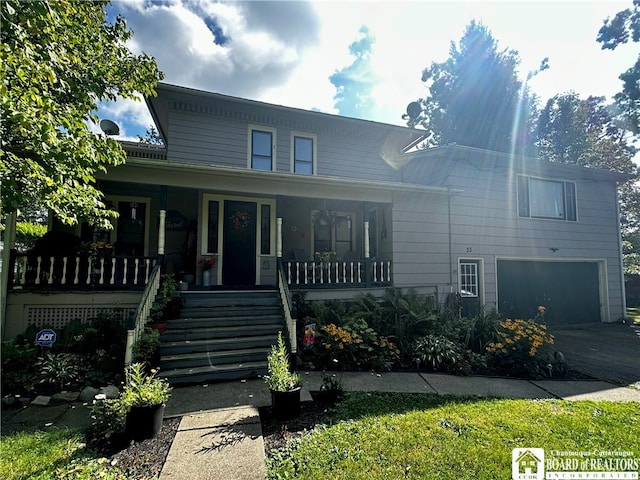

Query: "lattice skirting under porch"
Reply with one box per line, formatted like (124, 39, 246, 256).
(26, 306, 135, 330)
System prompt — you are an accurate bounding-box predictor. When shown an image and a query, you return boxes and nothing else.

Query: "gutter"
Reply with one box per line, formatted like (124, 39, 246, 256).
(109, 157, 462, 197)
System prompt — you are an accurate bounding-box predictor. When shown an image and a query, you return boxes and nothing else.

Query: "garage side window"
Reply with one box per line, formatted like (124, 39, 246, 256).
(517, 175, 576, 221)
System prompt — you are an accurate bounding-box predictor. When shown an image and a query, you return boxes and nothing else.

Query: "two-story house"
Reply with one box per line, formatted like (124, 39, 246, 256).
(3, 83, 628, 381)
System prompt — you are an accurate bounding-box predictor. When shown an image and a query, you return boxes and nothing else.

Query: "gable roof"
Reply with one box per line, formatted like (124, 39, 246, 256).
(146, 83, 425, 162)
(403, 143, 632, 184)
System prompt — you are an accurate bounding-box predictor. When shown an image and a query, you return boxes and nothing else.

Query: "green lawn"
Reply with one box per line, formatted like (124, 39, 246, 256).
(267, 393, 640, 480)
(0, 428, 128, 480)
(627, 307, 640, 324)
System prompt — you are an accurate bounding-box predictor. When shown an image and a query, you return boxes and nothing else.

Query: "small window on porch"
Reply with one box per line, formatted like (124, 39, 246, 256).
(207, 200, 219, 253)
(260, 204, 271, 254)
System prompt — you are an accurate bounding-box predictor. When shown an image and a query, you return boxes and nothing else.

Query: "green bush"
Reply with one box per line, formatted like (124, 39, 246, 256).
(132, 328, 161, 364)
(1, 340, 39, 395)
(265, 332, 301, 391)
(15, 221, 47, 251)
(412, 335, 462, 372)
(36, 353, 84, 391)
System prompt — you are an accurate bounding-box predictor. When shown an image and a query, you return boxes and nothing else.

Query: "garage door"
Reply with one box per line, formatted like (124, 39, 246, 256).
(497, 260, 601, 324)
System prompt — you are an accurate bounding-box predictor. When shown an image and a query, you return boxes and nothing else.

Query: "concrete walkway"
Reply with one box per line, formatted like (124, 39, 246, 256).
(3, 373, 639, 480)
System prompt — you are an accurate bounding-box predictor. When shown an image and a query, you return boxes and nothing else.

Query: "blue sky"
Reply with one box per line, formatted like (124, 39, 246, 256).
(97, 0, 636, 143)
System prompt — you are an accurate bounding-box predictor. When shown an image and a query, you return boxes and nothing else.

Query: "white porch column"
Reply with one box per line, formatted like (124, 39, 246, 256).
(276, 217, 283, 258)
(364, 221, 370, 259)
(1, 211, 17, 340)
(158, 209, 166, 255)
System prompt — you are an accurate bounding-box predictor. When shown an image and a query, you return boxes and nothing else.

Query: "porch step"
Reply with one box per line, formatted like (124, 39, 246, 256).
(160, 347, 271, 370)
(160, 323, 281, 342)
(179, 306, 282, 319)
(158, 290, 284, 385)
(166, 314, 283, 330)
(160, 361, 268, 385)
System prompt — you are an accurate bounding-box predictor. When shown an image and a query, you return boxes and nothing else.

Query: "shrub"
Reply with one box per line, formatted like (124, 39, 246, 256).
(412, 335, 462, 372)
(132, 328, 161, 364)
(87, 397, 129, 453)
(1, 340, 39, 395)
(150, 274, 182, 321)
(36, 353, 83, 392)
(15, 221, 47, 251)
(318, 372, 344, 402)
(265, 332, 301, 392)
(486, 316, 555, 378)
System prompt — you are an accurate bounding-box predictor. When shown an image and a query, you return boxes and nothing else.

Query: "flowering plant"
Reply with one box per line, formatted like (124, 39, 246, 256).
(120, 363, 172, 407)
(198, 257, 216, 270)
(486, 313, 555, 378)
(314, 251, 335, 264)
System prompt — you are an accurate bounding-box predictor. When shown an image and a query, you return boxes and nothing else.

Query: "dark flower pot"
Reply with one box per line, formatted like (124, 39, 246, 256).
(125, 404, 165, 441)
(270, 387, 301, 420)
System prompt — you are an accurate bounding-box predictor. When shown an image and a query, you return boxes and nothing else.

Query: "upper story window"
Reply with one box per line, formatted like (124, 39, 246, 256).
(248, 125, 276, 171)
(291, 132, 317, 175)
(517, 175, 577, 221)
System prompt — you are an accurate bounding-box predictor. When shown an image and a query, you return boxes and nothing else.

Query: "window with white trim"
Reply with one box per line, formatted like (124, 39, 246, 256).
(291, 132, 316, 174)
(517, 175, 576, 221)
(248, 125, 276, 171)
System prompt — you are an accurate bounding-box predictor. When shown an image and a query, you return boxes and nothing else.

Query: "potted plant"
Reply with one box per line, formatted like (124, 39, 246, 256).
(121, 363, 172, 441)
(264, 332, 302, 420)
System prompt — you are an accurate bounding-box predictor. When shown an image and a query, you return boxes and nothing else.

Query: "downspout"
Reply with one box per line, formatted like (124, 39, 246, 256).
(447, 187, 453, 290)
(616, 187, 627, 320)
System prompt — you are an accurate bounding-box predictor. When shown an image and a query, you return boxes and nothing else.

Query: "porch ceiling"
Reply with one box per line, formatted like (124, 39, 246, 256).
(100, 159, 458, 202)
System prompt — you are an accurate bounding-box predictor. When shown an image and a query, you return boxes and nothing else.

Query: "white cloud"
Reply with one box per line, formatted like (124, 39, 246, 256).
(104, 0, 636, 136)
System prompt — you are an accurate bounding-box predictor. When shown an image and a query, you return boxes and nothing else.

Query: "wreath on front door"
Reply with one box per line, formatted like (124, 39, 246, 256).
(230, 210, 251, 230)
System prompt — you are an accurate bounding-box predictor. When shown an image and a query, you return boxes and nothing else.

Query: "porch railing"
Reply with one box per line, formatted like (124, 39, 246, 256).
(283, 258, 392, 288)
(11, 253, 155, 290)
(277, 259, 297, 355)
(124, 263, 162, 366)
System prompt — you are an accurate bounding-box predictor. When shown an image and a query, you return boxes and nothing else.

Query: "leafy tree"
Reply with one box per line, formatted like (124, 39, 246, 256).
(137, 125, 164, 145)
(407, 21, 545, 154)
(536, 93, 635, 171)
(597, 0, 640, 135)
(0, 0, 163, 229)
(535, 93, 640, 272)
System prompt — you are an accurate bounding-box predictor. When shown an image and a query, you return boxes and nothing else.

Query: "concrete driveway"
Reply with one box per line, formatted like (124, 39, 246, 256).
(550, 322, 640, 387)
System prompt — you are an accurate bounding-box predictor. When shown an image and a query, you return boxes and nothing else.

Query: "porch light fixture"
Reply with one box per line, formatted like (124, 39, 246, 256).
(130, 202, 138, 221)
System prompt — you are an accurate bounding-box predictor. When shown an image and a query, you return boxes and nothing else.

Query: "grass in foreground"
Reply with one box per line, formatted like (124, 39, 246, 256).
(267, 393, 640, 480)
(627, 307, 640, 324)
(0, 428, 130, 480)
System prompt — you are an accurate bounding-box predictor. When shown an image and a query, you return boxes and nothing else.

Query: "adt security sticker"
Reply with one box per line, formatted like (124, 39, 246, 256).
(36, 329, 56, 347)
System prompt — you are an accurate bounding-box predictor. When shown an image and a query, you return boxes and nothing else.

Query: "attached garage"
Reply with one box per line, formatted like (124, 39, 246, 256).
(497, 260, 603, 325)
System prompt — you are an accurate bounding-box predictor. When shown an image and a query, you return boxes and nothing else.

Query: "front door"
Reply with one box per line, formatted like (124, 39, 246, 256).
(222, 200, 257, 286)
